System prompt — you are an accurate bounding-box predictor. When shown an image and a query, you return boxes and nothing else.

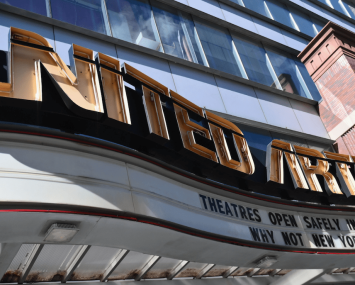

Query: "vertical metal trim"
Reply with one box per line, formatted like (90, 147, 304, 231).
(45, 0, 52, 18)
(167, 260, 189, 280)
(18, 244, 44, 284)
(100, 249, 130, 282)
(135, 255, 161, 281)
(195, 264, 215, 279)
(62, 245, 91, 283)
(102, 0, 113, 36)
(269, 269, 282, 277)
(148, 0, 165, 53)
(222, 266, 239, 278)
(247, 268, 261, 277)
(190, 16, 210, 67)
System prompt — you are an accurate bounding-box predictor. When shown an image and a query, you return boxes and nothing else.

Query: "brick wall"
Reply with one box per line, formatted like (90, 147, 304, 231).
(315, 55, 355, 139)
(341, 127, 355, 155)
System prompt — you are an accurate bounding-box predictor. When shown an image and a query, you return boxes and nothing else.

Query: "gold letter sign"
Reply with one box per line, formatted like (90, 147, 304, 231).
(5, 27, 355, 198)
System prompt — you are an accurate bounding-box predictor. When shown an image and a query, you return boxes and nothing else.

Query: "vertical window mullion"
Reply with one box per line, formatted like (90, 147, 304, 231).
(45, 0, 52, 17)
(289, 12, 300, 31)
(178, 12, 199, 64)
(265, 53, 282, 90)
(264, 1, 274, 20)
(295, 65, 313, 99)
(102, 0, 113, 36)
(148, 0, 165, 53)
(191, 16, 210, 67)
(230, 34, 248, 79)
(339, 0, 352, 17)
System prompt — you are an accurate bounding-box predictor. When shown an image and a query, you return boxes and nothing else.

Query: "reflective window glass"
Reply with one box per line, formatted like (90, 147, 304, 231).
(266, 0, 296, 29)
(288, 6, 317, 37)
(51, 0, 107, 34)
(342, 1, 355, 18)
(232, 35, 276, 86)
(106, 0, 162, 51)
(317, 0, 332, 7)
(151, 1, 207, 65)
(0, 0, 47, 16)
(312, 17, 326, 33)
(265, 47, 313, 99)
(237, 124, 273, 166)
(328, 0, 350, 15)
(243, 0, 272, 18)
(294, 59, 322, 101)
(228, 0, 244, 5)
(194, 20, 244, 77)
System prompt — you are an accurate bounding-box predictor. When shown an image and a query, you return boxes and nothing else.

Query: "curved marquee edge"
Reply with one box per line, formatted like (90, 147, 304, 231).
(0, 206, 354, 255)
(0, 123, 354, 214)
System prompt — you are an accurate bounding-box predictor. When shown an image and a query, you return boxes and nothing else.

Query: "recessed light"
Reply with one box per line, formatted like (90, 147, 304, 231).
(44, 223, 79, 243)
(254, 256, 278, 268)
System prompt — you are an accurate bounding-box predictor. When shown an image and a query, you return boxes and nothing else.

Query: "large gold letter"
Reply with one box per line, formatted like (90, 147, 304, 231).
(171, 90, 218, 162)
(294, 145, 342, 195)
(123, 63, 170, 142)
(205, 111, 254, 175)
(266, 140, 308, 189)
(324, 151, 355, 197)
(0, 27, 104, 119)
(96, 53, 131, 128)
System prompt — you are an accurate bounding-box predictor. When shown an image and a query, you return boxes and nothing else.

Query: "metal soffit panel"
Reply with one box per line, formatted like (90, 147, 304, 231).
(0, 244, 294, 283)
(1, 243, 355, 284)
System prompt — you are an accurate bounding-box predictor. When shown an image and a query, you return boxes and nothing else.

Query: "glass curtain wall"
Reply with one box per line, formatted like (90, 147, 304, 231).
(265, 47, 313, 99)
(106, 0, 163, 51)
(317, 0, 355, 19)
(194, 20, 246, 77)
(232, 0, 325, 36)
(242, 0, 272, 18)
(51, 0, 108, 34)
(151, 1, 207, 65)
(232, 35, 321, 100)
(0, 0, 323, 101)
(287, 6, 319, 37)
(266, 0, 298, 30)
(0, 0, 48, 16)
(343, 1, 355, 18)
(232, 35, 277, 87)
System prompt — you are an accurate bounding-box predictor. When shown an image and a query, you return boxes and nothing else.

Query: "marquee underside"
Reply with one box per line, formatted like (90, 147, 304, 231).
(0, 128, 353, 284)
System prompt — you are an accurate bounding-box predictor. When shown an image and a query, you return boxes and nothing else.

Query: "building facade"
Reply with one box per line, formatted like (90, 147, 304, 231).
(0, 0, 355, 284)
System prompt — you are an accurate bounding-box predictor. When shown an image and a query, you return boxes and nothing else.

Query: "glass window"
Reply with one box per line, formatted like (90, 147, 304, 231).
(243, 0, 272, 18)
(265, 47, 314, 99)
(294, 59, 322, 101)
(106, 0, 162, 51)
(342, 1, 355, 18)
(328, 0, 350, 16)
(194, 20, 245, 77)
(51, 0, 108, 34)
(266, 0, 298, 30)
(228, 0, 244, 5)
(311, 17, 326, 33)
(288, 6, 317, 37)
(0, 0, 47, 16)
(232, 35, 277, 86)
(237, 124, 273, 167)
(151, 1, 207, 65)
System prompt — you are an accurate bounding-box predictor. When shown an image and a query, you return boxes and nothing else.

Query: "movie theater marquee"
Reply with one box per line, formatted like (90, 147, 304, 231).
(3, 27, 355, 251)
(198, 193, 355, 250)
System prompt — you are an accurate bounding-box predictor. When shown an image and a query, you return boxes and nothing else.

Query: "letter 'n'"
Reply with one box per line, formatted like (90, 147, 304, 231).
(0, 27, 104, 120)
